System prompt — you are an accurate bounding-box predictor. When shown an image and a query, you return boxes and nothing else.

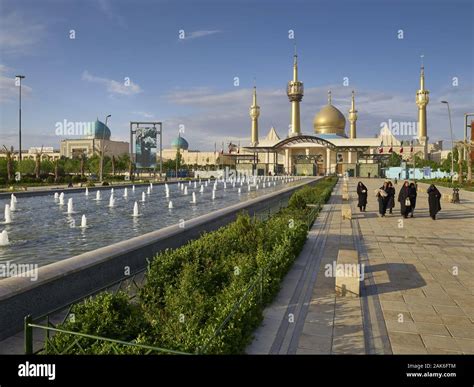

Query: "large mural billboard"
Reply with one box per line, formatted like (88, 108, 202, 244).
(135, 127, 157, 168)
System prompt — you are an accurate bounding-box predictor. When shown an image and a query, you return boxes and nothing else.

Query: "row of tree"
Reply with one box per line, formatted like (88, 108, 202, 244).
(385, 148, 470, 173)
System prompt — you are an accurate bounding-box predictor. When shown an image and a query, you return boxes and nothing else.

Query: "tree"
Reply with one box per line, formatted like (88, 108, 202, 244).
(79, 153, 86, 178)
(34, 146, 44, 178)
(17, 159, 35, 175)
(111, 155, 116, 176)
(2, 145, 14, 181)
(387, 152, 402, 167)
(54, 159, 60, 182)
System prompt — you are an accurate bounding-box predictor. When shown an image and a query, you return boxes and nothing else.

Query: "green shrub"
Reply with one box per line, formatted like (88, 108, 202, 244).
(46, 292, 149, 354)
(44, 177, 337, 355)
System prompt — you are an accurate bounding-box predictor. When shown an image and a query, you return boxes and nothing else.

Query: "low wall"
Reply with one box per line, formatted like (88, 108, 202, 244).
(0, 177, 319, 340)
(0, 180, 195, 200)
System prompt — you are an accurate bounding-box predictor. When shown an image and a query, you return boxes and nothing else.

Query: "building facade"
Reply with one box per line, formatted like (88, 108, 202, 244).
(239, 52, 432, 177)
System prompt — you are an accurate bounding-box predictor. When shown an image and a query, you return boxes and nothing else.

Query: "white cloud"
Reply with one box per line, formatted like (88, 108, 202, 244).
(0, 64, 32, 103)
(0, 12, 46, 54)
(82, 70, 142, 96)
(132, 111, 154, 118)
(97, 0, 127, 28)
(180, 30, 221, 41)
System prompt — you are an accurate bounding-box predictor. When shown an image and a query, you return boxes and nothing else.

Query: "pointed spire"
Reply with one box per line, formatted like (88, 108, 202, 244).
(293, 54, 298, 82)
(351, 90, 355, 110)
(252, 80, 257, 106)
(327, 90, 332, 105)
(420, 54, 425, 90)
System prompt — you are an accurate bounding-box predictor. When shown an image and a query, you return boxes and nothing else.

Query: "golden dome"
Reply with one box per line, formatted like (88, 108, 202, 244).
(313, 104, 346, 136)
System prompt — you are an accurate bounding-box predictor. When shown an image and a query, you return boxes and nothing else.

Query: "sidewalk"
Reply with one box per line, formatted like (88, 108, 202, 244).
(247, 178, 474, 354)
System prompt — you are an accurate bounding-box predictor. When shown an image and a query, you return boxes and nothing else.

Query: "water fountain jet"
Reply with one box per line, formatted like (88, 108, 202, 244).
(0, 230, 9, 246)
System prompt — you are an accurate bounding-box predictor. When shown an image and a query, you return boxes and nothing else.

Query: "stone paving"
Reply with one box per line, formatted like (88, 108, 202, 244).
(247, 178, 474, 354)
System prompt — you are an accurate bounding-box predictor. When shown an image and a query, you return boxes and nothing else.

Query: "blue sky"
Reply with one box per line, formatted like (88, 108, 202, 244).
(0, 0, 473, 150)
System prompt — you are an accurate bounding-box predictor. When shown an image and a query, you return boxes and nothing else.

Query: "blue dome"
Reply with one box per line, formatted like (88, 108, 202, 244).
(88, 119, 111, 140)
(170, 136, 189, 150)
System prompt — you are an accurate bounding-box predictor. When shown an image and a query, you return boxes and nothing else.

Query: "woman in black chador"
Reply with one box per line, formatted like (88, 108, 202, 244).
(398, 181, 412, 218)
(356, 181, 368, 212)
(427, 184, 442, 220)
(409, 182, 418, 218)
(386, 181, 396, 214)
(376, 181, 389, 217)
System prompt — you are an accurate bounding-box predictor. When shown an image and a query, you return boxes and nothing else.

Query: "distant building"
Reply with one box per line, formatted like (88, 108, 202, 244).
(161, 135, 221, 167)
(60, 119, 129, 159)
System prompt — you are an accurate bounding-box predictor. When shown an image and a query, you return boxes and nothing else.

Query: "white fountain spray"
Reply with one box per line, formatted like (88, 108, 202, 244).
(194, 181, 197, 189)
(109, 194, 115, 208)
(133, 201, 139, 217)
(54, 192, 59, 200)
(184, 186, 188, 195)
(4, 204, 12, 224)
(80, 214, 87, 228)
(212, 190, 216, 200)
(238, 188, 241, 194)
(67, 198, 74, 214)
(59, 192, 65, 205)
(191, 192, 196, 204)
(124, 188, 128, 197)
(95, 191, 101, 201)
(11, 194, 17, 204)
(200, 185, 204, 193)
(85, 187, 89, 196)
(168, 201, 173, 209)
(132, 185, 135, 192)
(10, 196, 16, 211)
(0, 230, 9, 246)
(142, 192, 146, 202)
(147, 187, 151, 195)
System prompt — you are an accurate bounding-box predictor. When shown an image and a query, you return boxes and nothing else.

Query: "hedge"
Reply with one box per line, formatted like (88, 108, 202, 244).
(44, 177, 337, 354)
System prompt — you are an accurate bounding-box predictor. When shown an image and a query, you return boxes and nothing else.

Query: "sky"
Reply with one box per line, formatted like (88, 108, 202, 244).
(0, 0, 473, 151)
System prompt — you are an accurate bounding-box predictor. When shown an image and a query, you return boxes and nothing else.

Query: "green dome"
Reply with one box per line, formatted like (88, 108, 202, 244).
(88, 119, 111, 140)
(170, 136, 189, 150)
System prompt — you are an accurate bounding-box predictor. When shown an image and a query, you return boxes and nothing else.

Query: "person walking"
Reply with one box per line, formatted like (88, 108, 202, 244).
(398, 181, 412, 218)
(427, 184, 442, 220)
(409, 182, 417, 218)
(376, 181, 389, 217)
(386, 181, 396, 214)
(356, 181, 368, 212)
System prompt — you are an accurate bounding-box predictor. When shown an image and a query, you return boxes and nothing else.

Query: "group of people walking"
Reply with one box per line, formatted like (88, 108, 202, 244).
(356, 180, 442, 220)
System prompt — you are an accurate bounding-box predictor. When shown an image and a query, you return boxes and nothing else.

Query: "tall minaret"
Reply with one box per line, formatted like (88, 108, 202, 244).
(416, 57, 429, 159)
(287, 50, 304, 136)
(249, 85, 260, 147)
(348, 90, 358, 139)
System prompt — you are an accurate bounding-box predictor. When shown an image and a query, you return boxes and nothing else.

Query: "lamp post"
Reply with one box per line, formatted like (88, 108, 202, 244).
(15, 75, 25, 161)
(99, 114, 111, 182)
(441, 101, 454, 181)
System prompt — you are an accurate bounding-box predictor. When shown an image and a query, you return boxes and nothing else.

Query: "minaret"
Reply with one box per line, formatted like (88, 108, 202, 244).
(348, 90, 358, 139)
(249, 85, 260, 147)
(287, 50, 304, 136)
(416, 57, 429, 159)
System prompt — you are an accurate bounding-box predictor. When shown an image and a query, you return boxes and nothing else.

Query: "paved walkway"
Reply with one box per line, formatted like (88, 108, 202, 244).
(247, 178, 474, 354)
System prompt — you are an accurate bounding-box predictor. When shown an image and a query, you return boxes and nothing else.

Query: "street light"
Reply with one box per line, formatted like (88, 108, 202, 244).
(441, 101, 454, 181)
(15, 75, 25, 161)
(99, 114, 111, 182)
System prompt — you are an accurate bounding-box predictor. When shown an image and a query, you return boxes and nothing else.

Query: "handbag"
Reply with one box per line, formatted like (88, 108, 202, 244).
(405, 198, 410, 206)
